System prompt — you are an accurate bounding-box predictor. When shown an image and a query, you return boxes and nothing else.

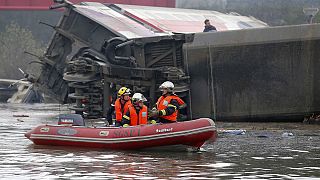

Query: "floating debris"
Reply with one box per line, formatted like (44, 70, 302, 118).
(13, 114, 29, 117)
(219, 129, 246, 135)
(256, 134, 270, 138)
(17, 119, 24, 122)
(282, 132, 294, 138)
(303, 114, 320, 124)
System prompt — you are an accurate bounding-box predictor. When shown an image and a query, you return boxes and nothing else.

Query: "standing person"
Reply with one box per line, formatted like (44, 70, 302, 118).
(203, 19, 217, 32)
(106, 85, 118, 126)
(149, 81, 185, 123)
(121, 93, 148, 127)
(114, 87, 132, 127)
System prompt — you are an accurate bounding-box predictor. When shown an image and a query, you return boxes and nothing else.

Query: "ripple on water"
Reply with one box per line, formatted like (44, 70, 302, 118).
(196, 162, 236, 168)
(279, 156, 294, 159)
(290, 149, 310, 153)
(252, 157, 265, 160)
(289, 167, 320, 171)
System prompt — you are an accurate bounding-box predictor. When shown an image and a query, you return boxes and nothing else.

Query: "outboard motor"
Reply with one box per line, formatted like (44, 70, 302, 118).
(58, 114, 85, 126)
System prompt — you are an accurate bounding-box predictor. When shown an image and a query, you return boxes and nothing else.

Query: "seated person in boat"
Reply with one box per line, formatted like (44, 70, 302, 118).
(121, 93, 148, 127)
(149, 81, 185, 123)
(114, 87, 132, 127)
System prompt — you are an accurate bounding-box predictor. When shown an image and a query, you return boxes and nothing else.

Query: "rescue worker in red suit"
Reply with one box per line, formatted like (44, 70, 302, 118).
(121, 93, 148, 127)
(114, 87, 132, 127)
(149, 81, 186, 123)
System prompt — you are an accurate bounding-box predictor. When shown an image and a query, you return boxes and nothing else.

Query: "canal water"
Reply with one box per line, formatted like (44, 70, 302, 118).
(0, 103, 319, 179)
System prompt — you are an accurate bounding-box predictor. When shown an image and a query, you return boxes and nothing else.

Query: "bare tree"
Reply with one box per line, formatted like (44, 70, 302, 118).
(0, 22, 45, 79)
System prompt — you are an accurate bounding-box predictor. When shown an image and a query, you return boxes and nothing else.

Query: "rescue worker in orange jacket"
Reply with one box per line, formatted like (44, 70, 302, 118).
(121, 93, 148, 127)
(149, 81, 185, 123)
(114, 87, 132, 127)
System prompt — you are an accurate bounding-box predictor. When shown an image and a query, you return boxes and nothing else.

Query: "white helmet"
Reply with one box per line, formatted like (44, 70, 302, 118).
(159, 81, 174, 92)
(132, 93, 147, 102)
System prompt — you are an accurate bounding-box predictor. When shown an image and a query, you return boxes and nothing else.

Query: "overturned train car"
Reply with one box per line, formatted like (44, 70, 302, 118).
(35, 1, 320, 121)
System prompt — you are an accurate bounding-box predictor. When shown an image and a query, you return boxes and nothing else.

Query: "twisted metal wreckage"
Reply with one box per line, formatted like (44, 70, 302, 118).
(32, 0, 320, 121)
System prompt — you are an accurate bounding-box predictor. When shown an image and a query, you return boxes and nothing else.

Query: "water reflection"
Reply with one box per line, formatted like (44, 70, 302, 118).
(0, 103, 320, 179)
(22, 146, 218, 179)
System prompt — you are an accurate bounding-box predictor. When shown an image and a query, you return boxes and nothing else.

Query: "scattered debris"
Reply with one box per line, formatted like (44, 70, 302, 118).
(256, 134, 270, 138)
(303, 114, 320, 124)
(17, 119, 24, 122)
(13, 115, 29, 117)
(219, 129, 246, 135)
(281, 132, 294, 138)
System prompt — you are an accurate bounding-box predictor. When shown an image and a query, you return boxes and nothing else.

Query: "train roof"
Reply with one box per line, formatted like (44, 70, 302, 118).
(73, 2, 268, 38)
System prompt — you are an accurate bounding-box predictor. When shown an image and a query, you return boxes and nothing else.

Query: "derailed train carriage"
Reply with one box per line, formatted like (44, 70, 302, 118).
(35, 0, 320, 121)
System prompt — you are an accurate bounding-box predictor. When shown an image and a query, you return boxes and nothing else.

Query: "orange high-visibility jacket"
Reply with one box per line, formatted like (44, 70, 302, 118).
(156, 95, 183, 121)
(115, 98, 132, 122)
(125, 105, 148, 126)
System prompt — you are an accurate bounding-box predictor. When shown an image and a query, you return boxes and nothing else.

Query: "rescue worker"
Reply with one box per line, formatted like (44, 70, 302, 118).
(114, 87, 132, 127)
(106, 84, 117, 126)
(149, 81, 186, 123)
(121, 93, 148, 127)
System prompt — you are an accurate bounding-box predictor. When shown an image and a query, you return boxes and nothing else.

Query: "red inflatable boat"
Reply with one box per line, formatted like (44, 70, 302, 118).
(25, 118, 217, 150)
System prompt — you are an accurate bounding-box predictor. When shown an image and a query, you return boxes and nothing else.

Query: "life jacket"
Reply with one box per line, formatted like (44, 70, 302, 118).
(156, 95, 181, 121)
(128, 105, 148, 126)
(171, 95, 185, 106)
(115, 98, 132, 122)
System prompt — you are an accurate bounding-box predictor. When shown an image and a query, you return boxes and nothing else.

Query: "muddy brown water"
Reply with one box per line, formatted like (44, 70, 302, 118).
(0, 103, 319, 179)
